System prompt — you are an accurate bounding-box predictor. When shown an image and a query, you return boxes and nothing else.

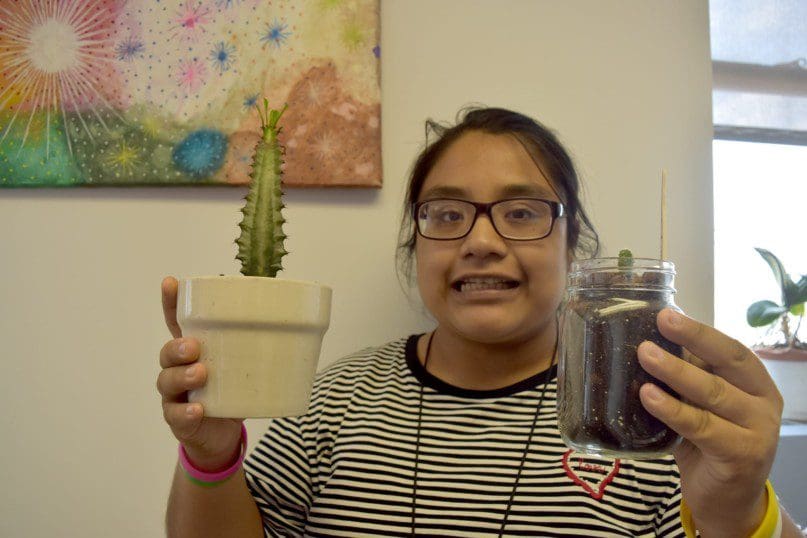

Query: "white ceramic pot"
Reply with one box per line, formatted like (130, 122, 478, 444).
(755, 346, 807, 422)
(177, 276, 332, 418)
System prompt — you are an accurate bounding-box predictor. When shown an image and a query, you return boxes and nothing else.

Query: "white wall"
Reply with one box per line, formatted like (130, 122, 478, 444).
(0, 2, 713, 536)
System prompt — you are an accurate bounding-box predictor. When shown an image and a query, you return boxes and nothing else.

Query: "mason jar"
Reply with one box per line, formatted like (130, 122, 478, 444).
(557, 258, 684, 459)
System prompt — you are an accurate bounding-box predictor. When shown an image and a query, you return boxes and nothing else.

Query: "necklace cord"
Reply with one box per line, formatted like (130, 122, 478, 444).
(496, 340, 556, 536)
(411, 328, 558, 538)
(410, 331, 433, 536)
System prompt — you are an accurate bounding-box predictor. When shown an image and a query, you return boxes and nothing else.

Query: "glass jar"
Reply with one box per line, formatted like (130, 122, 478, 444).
(557, 258, 684, 459)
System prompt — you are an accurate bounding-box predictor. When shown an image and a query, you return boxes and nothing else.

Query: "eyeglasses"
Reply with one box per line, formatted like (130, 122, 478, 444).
(413, 198, 566, 241)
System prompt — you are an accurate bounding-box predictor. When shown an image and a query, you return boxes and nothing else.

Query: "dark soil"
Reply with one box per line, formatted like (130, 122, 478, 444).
(560, 287, 683, 455)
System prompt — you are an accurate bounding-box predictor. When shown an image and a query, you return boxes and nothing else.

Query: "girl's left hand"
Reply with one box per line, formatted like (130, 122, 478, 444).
(637, 308, 783, 538)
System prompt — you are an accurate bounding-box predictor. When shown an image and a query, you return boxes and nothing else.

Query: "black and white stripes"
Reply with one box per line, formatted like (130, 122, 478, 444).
(244, 335, 685, 537)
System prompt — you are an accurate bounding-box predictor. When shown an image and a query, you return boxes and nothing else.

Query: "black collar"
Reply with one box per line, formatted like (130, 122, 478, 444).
(404, 334, 557, 399)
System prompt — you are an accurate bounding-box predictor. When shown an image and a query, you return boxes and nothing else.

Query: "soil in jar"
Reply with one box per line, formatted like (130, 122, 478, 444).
(561, 286, 683, 456)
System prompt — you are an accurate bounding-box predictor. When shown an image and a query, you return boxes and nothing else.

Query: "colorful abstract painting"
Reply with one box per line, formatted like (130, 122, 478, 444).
(0, 0, 381, 188)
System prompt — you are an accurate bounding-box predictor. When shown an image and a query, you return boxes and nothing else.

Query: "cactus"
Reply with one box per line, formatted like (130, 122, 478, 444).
(617, 249, 634, 269)
(235, 99, 288, 277)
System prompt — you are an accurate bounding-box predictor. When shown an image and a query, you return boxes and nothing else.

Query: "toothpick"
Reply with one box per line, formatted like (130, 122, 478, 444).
(661, 169, 668, 261)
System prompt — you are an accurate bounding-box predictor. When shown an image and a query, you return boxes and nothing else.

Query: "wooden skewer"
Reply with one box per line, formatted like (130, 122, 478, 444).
(661, 169, 668, 261)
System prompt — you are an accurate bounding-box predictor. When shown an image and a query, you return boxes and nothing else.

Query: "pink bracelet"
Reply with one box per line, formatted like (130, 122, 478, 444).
(178, 423, 247, 486)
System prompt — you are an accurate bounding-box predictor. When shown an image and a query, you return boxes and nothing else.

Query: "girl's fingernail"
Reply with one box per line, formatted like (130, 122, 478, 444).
(178, 341, 187, 357)
(186, 404, 197, 416)
(667, 310, 683, 327)
(644, 341, 662, 361)
(186, 364, 199, 379)
(645, 384, 664, 402)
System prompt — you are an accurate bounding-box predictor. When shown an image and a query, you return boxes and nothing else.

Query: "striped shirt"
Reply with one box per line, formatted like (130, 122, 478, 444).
(244, 335, 685, 537)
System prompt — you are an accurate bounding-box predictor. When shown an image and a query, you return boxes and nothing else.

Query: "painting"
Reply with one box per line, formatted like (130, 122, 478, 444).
(0, 0, 381, 188)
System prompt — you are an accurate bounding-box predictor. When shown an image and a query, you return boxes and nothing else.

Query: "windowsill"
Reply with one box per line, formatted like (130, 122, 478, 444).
(781, 422, 807, 437)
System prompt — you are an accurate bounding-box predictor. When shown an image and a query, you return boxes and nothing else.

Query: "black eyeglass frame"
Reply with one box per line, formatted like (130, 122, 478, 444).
(412, 197, 566, 241)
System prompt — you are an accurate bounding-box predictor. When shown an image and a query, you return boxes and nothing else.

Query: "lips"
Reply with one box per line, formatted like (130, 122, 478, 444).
(451, 276, 520, 293)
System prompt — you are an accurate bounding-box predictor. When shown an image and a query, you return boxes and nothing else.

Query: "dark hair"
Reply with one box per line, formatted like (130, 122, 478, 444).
(396, 106, 600, 284)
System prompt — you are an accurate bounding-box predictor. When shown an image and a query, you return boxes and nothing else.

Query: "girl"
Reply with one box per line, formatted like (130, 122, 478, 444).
(158, 107, 797, 537)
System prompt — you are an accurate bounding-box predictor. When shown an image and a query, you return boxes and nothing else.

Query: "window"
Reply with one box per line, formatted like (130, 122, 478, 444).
(713, 140, 807, 345)
(710, 0, 807, 346)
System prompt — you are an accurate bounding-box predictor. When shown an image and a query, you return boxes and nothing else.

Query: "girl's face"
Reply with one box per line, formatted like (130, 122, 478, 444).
(415, 130, 569, 345)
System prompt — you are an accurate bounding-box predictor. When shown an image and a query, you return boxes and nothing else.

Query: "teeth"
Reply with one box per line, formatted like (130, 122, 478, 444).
(458, 279, 515, 292)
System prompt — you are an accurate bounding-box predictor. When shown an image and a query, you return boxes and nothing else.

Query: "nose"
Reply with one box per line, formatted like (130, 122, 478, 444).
(459, 212, 507, 258)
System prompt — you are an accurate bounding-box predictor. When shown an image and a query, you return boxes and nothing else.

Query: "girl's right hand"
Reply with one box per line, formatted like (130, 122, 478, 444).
(157, 276, 244, 471)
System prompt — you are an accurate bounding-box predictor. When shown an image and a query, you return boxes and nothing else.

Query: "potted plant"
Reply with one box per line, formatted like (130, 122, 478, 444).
(747, 247, 807, 421)
(176, 100, 332, 418)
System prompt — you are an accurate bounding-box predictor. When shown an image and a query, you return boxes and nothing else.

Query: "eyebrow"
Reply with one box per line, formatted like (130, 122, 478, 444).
(420, 183, 556, 200)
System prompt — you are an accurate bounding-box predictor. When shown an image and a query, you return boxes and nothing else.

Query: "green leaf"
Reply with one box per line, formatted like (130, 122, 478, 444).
(791, 303, 805, 317)
(794, 275, 807, 304)
(754, 248, 799, 307)
(747, 300, 787, 327)
(268, 103, 287, 129)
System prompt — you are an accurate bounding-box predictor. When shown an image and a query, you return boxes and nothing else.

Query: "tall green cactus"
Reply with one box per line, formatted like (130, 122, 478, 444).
(235, 99, 288, 277)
